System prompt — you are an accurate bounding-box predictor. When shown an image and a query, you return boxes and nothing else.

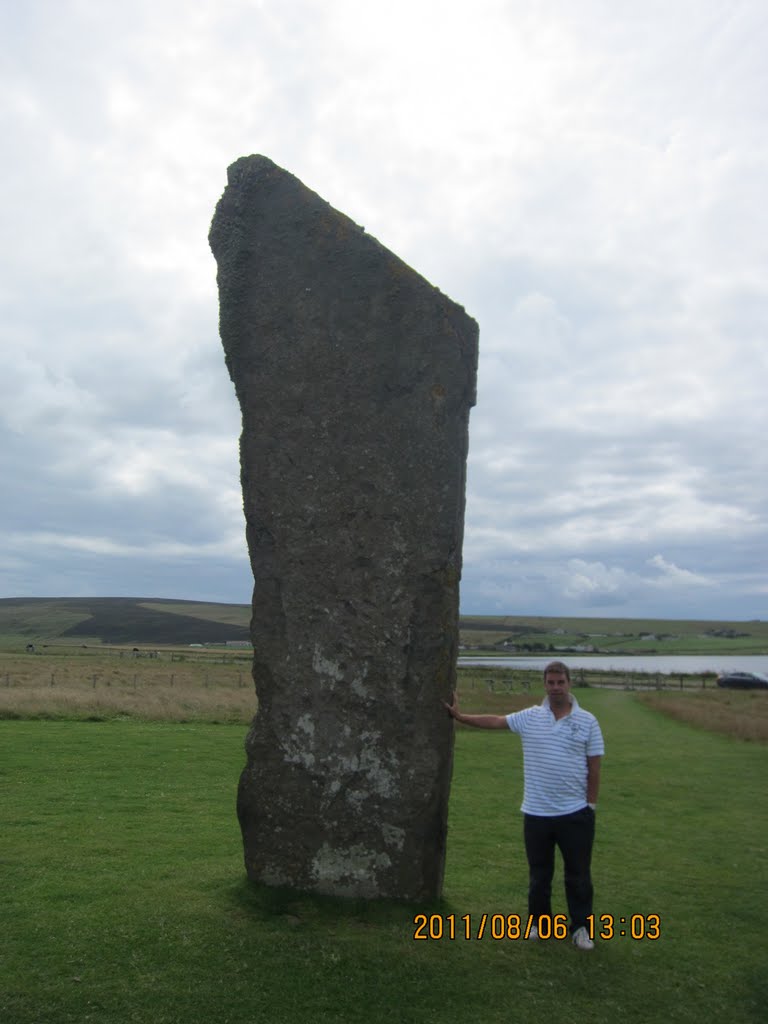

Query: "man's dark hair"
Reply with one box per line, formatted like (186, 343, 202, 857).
(543, 660, 570, 682)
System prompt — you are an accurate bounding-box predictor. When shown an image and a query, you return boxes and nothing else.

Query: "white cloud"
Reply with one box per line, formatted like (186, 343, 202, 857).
(563, 560, 633, 602)
(12, 530, 242, 561)
(647, 555, 713, 589)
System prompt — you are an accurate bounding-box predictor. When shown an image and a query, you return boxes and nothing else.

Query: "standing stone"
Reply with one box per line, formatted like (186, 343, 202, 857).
(209, 155, 478, 901)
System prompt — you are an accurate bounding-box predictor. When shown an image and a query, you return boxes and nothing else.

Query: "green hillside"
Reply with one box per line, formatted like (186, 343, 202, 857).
(0, 598, 766, 653)
(0, 598, 251, 647)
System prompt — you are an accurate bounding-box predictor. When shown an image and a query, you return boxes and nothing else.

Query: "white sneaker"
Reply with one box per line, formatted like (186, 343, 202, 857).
(572, 926, 594, 950)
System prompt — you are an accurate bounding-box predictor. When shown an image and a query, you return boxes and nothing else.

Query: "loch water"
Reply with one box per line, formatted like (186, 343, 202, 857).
(458, 654, 768, 676)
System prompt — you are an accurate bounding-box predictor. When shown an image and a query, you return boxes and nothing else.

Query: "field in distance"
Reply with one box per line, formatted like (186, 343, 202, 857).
(459, 613, 768, 655)
(0, 597, 767, 655)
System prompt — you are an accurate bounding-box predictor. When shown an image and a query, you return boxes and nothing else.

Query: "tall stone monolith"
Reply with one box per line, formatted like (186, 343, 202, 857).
(209, 155, 478, 901)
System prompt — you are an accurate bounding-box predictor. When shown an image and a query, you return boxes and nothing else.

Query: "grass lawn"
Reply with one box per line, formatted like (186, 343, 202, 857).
(2, 690, 767, 1023)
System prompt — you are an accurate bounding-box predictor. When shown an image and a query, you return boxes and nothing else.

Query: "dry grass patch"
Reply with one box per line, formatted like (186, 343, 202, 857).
(0, 653, 258, 723)
(637, 689, 768, 742)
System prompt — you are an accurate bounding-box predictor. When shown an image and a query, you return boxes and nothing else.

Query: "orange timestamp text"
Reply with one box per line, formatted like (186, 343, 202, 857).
(413, 913, 562, 941)
(412, 913, 661, 941)
(586, 914, 661, 940)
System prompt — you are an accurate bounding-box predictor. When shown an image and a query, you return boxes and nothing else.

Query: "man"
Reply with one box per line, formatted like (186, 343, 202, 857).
(444, 661, 604, 950)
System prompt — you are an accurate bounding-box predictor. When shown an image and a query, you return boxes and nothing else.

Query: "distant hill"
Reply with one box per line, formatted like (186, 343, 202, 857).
(0, 597, 251, 646)
(1, 598, 766, 653)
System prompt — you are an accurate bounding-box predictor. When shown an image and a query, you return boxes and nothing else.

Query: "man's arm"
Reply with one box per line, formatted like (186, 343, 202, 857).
(443, 691, 509, 730)
(586, 755, 602, 805)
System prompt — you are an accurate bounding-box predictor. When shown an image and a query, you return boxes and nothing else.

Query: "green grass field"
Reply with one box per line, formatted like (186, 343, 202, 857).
(3, 688, 767, 1024)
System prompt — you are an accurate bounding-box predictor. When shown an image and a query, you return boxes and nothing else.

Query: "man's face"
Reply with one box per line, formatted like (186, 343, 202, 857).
(544, 669, 571, 707)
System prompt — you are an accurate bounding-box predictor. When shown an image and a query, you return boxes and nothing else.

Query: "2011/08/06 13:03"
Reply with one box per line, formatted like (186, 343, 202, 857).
(412, 913, 661, 941)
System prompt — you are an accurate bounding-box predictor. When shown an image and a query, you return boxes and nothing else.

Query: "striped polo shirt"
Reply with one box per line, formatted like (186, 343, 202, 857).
(505, 695, 605, 816)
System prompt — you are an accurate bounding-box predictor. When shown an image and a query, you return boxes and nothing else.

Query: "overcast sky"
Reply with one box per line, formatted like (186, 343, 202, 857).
(2, 0, 766, 620)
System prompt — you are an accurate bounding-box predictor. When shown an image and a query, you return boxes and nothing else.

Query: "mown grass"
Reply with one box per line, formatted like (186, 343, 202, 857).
(2, 689, 767, 1024)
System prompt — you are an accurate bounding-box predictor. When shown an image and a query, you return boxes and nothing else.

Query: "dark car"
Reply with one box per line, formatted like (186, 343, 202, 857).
(716, 671, 768, 690)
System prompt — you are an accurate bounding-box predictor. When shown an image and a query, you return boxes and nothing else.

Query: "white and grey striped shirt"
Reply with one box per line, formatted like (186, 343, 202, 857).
(505, 695, 605, 816)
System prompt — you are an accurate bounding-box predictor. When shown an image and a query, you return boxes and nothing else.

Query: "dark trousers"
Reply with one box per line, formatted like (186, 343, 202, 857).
(523, 807, 595, 932)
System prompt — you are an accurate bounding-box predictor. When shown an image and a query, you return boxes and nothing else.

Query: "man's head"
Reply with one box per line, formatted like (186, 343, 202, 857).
(543, 661, 571, 710)
(543, 660, 570, 685)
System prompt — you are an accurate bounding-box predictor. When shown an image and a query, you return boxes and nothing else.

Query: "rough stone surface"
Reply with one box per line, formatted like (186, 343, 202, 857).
(209, 155, 478, 901)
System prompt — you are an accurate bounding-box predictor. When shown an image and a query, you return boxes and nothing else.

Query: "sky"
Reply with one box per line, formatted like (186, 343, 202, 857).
(1, 0, 767, 620)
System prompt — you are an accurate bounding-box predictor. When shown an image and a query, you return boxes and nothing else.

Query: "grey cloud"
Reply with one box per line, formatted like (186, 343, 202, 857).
(1, 0, 766, 619)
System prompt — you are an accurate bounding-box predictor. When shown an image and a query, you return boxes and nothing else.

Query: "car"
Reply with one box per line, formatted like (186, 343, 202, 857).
(716, 671, 768, 690)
